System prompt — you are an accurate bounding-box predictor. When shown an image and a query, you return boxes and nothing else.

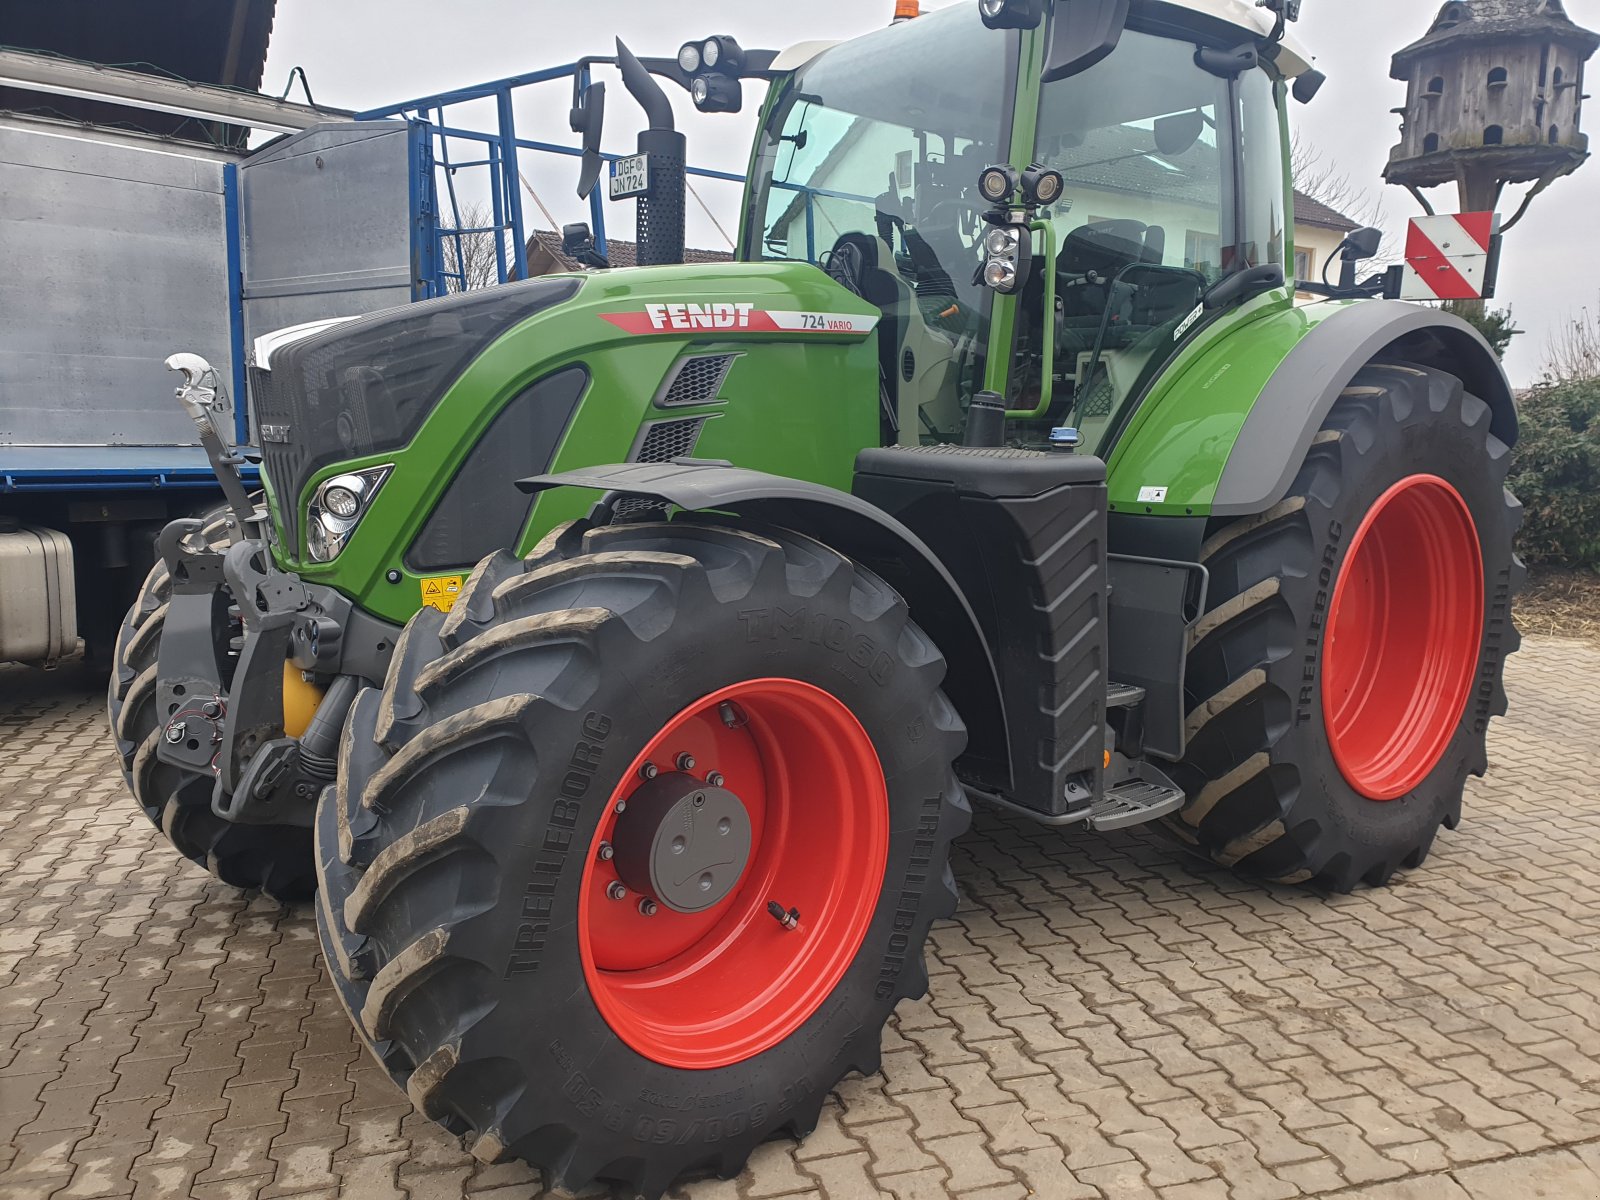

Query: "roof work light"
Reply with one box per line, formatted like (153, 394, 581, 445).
(979, 0, 1045, 30)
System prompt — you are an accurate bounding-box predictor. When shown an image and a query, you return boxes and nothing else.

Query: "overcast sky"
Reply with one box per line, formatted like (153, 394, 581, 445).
(262, 0, 1599, 386)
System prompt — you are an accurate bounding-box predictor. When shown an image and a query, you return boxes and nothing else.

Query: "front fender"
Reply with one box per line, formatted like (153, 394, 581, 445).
(519, 460, 1012, 790)
(1107, 299, 1517, 519)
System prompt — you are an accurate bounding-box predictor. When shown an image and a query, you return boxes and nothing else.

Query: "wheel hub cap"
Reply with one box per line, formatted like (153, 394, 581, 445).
(612, 773, 753, 913)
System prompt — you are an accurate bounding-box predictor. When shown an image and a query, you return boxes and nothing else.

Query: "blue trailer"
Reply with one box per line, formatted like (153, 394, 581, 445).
(0, 34, 736, 664)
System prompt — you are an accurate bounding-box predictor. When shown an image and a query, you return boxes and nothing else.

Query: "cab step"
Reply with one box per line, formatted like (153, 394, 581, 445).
(1087, 774, 1186, 831)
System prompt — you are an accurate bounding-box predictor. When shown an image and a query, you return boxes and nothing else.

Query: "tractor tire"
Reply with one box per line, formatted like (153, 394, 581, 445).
(107, 502, 317, 901)
(1169, 361, 1522, 890)
(315, 517, 969, 1198)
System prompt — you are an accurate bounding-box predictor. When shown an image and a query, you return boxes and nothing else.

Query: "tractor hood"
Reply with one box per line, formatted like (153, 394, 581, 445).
(255, 260, 885, 618)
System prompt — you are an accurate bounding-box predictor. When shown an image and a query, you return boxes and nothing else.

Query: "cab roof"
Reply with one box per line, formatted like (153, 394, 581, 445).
(774, 0, 1314, 79)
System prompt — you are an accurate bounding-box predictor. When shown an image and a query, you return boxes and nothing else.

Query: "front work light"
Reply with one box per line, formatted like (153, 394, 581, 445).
(979, 0, 1045, 30)
(979, 164, 1020, 206)
(1023, 165, 1065, 207)
(980, 222, 1032, 296)
(677, 43, 702, 73)
(691, 73, 743, 113)
(307, 465, 391, 563)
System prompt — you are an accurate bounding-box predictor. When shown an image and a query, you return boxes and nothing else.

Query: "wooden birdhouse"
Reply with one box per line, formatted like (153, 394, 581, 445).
(1385, 0, 1598, 217)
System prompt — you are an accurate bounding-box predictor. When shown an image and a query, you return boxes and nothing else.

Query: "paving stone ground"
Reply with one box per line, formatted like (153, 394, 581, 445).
(2, 636, 1599, 1200)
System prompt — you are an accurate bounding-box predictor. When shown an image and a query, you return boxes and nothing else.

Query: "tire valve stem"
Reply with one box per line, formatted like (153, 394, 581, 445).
(767, 901, 800, 931)
(719, 701, 747, 729)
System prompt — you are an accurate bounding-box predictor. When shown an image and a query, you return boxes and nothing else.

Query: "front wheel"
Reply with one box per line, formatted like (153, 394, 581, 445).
(315, 517, 968, 1197)
(1170, 361, 1523, 890)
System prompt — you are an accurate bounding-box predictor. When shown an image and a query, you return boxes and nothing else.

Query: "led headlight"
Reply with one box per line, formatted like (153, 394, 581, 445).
(690, 73, 742, 113)
(1024, 166, 1065, 207)
(986, 227, 1020, 257)
(306, 465, 391, 563)
(983, 259, 1018, 290)
(702, 38, 720, 68)
(978, 164, 1019, 206)
(678, 43, 702, 73)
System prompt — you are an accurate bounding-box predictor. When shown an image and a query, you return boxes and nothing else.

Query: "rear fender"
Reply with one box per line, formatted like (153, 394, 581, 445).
(518, 461, 1011, 789)
(1106, 299, 1517, 519)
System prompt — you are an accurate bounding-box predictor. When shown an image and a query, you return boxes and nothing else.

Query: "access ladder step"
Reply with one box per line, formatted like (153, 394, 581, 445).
(1106, 683, 1146, 709)
(1087, 778, 1186, 831)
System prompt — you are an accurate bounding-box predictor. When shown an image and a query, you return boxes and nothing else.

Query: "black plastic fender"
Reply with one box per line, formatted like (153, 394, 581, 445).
(1212, 301, 1518, 517)
(519, 460, 1011, 787)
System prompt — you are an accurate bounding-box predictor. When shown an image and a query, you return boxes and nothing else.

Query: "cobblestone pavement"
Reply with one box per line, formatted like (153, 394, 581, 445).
(3, 636, 1600, 1200)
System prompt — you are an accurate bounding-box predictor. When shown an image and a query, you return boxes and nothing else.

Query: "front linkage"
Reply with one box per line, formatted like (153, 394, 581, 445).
(153, 519, 396, 829)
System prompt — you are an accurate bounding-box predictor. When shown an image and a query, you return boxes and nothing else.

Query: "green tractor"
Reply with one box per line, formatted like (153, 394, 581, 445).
(108, 0, 1522, 1192)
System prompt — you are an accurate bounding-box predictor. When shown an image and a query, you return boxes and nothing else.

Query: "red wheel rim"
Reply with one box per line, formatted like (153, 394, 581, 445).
(578, 679, 888, 1069)
(1323, 474, 1483, 801)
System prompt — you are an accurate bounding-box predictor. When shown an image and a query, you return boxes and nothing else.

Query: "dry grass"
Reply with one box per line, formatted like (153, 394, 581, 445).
(1516, 567, 1600, 644)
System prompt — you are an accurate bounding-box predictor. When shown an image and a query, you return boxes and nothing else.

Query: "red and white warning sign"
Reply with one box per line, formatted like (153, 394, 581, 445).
(1399, 212, 1501, 302)
(601, 302, 879, 337)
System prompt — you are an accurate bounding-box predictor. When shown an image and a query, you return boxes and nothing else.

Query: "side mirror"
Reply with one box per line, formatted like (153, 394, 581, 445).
(562, 222, 611, 270)
(1342, 226, 1384, 263)
(1293, 69, 1326, 104)
(979, 0, 1044, 30)
(571, 80, 607, 200)
(1042, 0, 1130, 84)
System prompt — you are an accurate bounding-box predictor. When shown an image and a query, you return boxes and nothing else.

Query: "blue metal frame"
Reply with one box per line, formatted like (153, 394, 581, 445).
(222, 162, 250, 444)
(354, 60, 745, 294)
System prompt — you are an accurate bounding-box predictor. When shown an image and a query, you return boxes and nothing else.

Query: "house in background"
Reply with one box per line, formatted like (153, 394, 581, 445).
(1292, 191, 1361, 291)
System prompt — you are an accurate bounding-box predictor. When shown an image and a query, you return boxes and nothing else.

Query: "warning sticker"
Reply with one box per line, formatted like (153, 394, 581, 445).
(420, 575, 464, 613)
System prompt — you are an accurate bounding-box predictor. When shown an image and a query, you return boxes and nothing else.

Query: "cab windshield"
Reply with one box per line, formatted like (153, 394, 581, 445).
(744, 6, 1015, 445)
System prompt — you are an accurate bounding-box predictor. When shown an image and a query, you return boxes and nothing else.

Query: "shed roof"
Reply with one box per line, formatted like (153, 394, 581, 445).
(0, 0, 277, 146)
(1393, 0, 1600, 74)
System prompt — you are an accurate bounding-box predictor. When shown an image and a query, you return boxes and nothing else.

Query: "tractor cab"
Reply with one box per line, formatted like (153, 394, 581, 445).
(747, 0, 1307, 452)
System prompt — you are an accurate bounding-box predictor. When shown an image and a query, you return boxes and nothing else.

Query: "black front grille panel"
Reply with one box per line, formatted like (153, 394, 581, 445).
(249, 277, 581, 557)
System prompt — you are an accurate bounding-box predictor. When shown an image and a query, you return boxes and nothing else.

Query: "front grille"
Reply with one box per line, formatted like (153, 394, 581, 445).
(249, 277, 581, 559)
(656, 354, 737, 407)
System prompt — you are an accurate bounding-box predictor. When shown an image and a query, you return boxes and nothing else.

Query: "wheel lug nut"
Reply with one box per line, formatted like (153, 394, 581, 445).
(640, 762, 658, 781)
(706, 771, 725, 787)
(638, 898, 658, 917)
(676, 752, 696, 771)
(614, 799, 627, 815)
(597, 841, 614, 862)
(606, 881, 627, 901)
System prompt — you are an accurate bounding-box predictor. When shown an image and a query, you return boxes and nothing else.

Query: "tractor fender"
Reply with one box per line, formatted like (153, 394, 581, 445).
(1211, 300, 1517, 518)
(519, 460, 1010, 784)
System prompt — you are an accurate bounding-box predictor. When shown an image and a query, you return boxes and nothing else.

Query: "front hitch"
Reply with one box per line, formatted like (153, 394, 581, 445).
(152, 525, 394, 827)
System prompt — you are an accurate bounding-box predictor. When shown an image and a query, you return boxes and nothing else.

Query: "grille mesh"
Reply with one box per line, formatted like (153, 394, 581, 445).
(659, 355, 736, 407)
(633, 417, 708, 464)
(614, 417, 709, 519)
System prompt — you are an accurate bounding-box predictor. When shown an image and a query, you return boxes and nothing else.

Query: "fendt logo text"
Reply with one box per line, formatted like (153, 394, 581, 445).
(645, 302, 755, 331)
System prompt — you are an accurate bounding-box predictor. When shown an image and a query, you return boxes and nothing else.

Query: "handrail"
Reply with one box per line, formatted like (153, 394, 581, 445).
(1007, 220, 1057, 420)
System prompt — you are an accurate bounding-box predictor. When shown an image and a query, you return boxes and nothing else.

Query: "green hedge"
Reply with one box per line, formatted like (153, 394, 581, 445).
(1507, 379, 1600, 568)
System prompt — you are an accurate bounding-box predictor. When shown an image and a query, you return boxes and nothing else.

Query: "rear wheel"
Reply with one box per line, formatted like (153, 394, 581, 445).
(106, 503, 316, 900)
(315, 517, 968, 1197)
(1169, 362, 1523, 889)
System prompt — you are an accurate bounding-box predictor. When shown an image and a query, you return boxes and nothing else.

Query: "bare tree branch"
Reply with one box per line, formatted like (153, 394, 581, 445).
(1543, 295, 1600, 385)
(440, 201, 504, 293)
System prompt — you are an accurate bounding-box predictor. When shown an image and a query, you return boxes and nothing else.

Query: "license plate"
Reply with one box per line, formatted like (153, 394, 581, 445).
(610, 154, 651, 200)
